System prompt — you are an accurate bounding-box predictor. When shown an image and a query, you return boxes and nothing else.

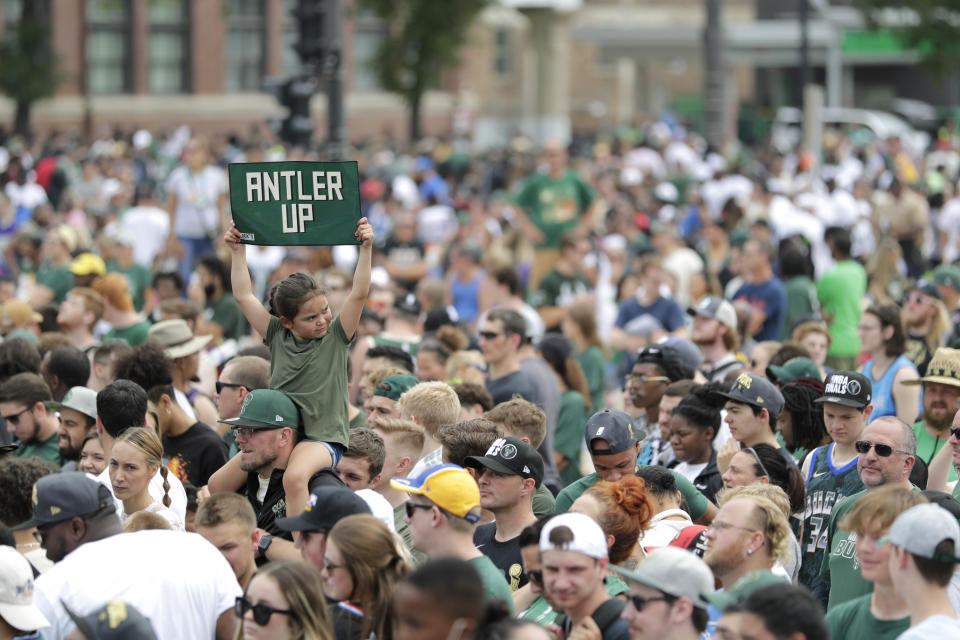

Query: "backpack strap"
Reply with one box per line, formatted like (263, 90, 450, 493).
(591, 597, 627, 631)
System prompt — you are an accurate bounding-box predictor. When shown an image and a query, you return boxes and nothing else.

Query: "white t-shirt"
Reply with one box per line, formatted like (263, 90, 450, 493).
(95, 466, 188, 523)
(897, 615, 960, 639)
(119, 205, 170, 267)
(165, 165, 227, 239)
(33, 530, 240, 640)
(672, 461, 708, 485)
(119, 501, 185, 531)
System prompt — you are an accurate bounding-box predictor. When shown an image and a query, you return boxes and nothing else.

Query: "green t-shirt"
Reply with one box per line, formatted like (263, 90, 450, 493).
(555, 390, 587, 488)
(35, 263, 74, 304)
(103, 319, 152, 346)
(107, 262, 152, 312)
(207, 293, 247, 342)
(821, 490, 873, 610)
(512, 170, 595, 249)
(14, 433, 60, 466)
(532, 484, 555, 518)
(825, 594, 909, 640)
(470, 555, 515, 614)
(817, 260, 867, 358)
(266, 314, 354, 447)
(555, 470, 709, 522)
(912, 420, 958, 482)
(577, 346, 607, 417)
(784, 276, 819, 340)
(529, 269, 590, 311)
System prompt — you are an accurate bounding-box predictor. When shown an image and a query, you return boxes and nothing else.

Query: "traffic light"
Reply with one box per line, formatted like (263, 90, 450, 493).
(292, 0, 326, 66)
(279, 77, 316, 147)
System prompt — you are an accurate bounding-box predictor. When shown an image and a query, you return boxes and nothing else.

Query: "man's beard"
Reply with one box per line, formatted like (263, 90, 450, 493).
(59, 444, 82, 462)
(923, 409, 954, 433)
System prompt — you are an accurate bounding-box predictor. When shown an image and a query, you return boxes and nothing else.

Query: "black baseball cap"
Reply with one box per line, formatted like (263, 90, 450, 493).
(275, 486, 371, 533)
(715, 372, 785, 417)
(64, 600, 158, 640)
(464, 437, 545, 488)
(585, 409, 638, 455)
(13, 473, 115, 531)
(814, 371, 872, 409)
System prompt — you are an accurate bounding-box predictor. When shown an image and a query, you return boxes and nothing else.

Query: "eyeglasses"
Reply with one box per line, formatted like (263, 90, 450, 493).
(478, 331, 502, 341)
(855, 440, 911, 457)
(706, 520, 758, 534)
(527, 569, 543, 587)
(231, 426, 279, 439)
(743, 446, 770, 479)
(627, 594, 673, 612)
(234, 596, 293, 626)
(2, 406, 30, 425)
(216, 381, 249, 394)
(628, 375, 670, 384)
(405, 502, 434, 518)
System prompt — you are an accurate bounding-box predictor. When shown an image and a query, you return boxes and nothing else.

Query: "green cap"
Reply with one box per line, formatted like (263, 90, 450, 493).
(703, 570, 790, 611)
(766, 357, 821, 384)
(933, 265, 960, 290)
(373, 374, 419, 401)
(218, 389, 299, 430)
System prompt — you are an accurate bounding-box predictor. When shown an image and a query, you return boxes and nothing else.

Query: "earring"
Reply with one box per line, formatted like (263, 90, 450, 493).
(746, 548, 754, 556)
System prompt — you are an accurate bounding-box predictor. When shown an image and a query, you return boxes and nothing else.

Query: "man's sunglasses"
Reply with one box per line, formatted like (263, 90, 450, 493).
(405, 502, 433, 518)
(2, 406, 30, 425)
(216, 381, 249, 394)
(627, 594, 674, 612)
(854, 440, 911, 457)
(951, 427, 960, 439)
(235, 596, 293, 626)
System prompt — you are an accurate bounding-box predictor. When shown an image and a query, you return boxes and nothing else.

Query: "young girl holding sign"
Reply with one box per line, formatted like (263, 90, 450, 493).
(213, 216, 373, 521)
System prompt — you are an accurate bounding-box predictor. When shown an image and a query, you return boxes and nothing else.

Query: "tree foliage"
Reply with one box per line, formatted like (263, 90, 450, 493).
(356, 0, 491, 140)
(855, 1, 960, 74)
(0, 1, 61, 136)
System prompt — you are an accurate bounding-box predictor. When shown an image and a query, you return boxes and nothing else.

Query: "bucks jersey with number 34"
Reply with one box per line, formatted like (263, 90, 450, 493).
(796, 443, 864, 597)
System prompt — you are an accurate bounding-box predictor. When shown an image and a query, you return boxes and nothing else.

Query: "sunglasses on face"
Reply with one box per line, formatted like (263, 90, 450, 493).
(627, 594, 673, 612)
(855, 440, 911, 457)
(215, 381, 248, 394)
(405, 502, 433, 518)
(234, 596, 293, 626)
(951, 427, 960, 439)
(478, 331, 502, 341)
(3, 406, 30, 425)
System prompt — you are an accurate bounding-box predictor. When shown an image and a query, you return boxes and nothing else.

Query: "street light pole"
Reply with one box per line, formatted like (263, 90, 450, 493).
(703, 0, 724, 149)
(799, 0, 810, 107)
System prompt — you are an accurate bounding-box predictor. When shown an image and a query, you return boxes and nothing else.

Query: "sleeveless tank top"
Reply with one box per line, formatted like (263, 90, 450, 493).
(862, 355, 918, 420)
(450, 269, 484, 324)
(797, 444, 864, 591)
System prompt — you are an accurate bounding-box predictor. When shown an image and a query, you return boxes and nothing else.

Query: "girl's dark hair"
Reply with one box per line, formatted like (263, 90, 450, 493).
(865, 304, 906, 357)
(268, 272, 325, 320)
(745, 443, 806, 514)
(539, 333, 592, 410)
(781, 377, 828, 453)
(671, 382, 725, 438)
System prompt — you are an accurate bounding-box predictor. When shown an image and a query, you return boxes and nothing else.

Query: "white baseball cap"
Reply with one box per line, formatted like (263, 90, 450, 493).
(0, 547, 50, 632)
(880, 503, 960, 563)
(539, 513, 608, 560)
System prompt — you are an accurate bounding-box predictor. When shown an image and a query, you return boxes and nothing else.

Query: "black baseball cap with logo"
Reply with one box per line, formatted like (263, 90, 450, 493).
(13, 472, 115, 530)
(464, 437, 545, 488)
(584, 409, 638, 455)
(814, 370, 872, 409)
(275, 486, 371, 533)
(715, 372, 785, 417)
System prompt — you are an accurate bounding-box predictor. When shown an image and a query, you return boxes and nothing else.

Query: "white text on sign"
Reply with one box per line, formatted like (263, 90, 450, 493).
(244, 170, 344, 234)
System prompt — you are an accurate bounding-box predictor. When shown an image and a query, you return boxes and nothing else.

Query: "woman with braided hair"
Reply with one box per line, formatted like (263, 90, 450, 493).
(323, 514, 410, 639)
(778, 377, 830, 465)
(109, 427, 182, 530)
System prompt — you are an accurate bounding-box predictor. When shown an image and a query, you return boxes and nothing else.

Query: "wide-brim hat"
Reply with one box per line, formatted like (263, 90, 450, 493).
(902, 348, 960, 388)
(147, 319, 212, 359)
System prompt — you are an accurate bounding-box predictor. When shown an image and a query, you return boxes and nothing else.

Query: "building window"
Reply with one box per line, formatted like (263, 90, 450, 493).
(282, 0, 303, 78)
(226, 0, 264, 92)
(352, 14, 385, 93)
(493, 28, 511, 77)
(86, 0, 131, 95)
(148, 0, 188, 94)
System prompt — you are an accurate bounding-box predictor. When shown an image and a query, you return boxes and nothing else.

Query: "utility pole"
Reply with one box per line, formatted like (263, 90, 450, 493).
(322, 0, 345, 160)
(703, 0, 725, 149)
(799, 0, 810, 108)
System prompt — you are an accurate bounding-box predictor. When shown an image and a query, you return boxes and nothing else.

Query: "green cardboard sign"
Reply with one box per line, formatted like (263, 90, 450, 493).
(228, 161, 361, 246)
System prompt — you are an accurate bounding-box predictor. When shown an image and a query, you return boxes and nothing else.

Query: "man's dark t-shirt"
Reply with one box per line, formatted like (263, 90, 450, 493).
(474, 522, 527, 591)
(244, 467, 344, 538)
(486, 370, 537, 405)
(162, 422, 228, 487)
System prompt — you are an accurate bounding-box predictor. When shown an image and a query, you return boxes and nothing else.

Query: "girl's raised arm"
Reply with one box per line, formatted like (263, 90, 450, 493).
(225, 223, 272, 337)
(340, 217, 373, 340)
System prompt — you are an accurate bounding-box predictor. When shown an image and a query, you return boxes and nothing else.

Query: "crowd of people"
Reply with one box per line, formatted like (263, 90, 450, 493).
(2, 119, 960, 639)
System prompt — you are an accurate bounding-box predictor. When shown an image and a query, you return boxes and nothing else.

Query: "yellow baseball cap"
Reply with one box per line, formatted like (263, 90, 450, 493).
(391, 464, 482, 523)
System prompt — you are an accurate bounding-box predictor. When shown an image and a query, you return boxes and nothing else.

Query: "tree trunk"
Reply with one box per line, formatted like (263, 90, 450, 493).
(14, 100, 31, 138)
(409, 92, 422, 143)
